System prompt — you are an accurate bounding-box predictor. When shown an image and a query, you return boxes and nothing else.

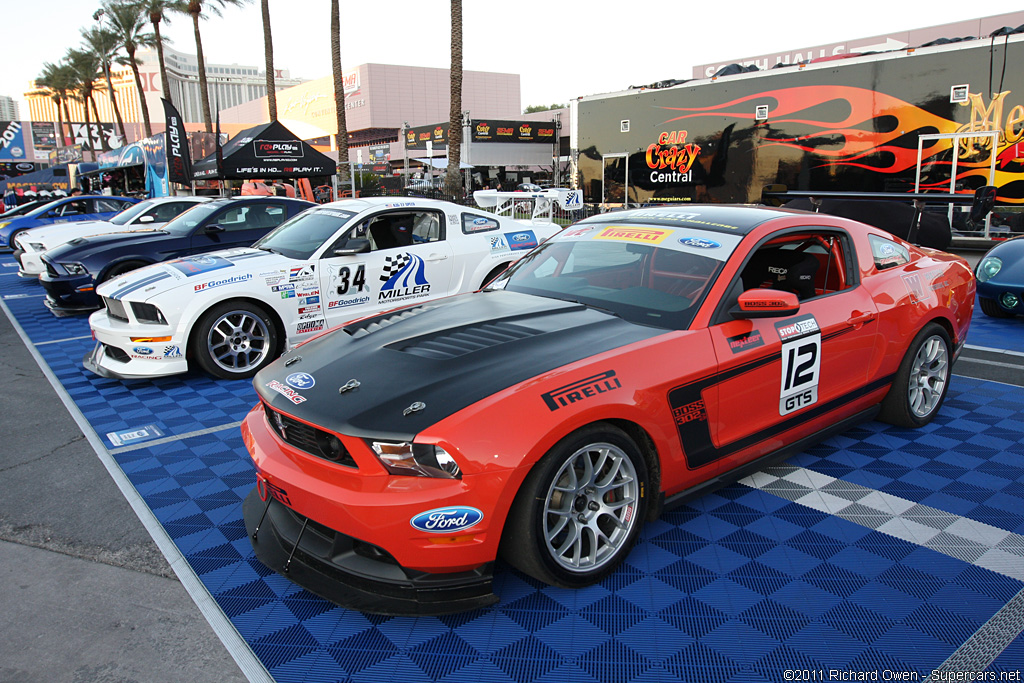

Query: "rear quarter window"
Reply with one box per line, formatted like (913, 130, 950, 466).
(462, 212, 500, 234)
(869, 234, 910, 270)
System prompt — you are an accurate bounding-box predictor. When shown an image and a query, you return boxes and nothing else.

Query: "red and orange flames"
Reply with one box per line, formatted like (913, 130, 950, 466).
(659, 85, 1024, 200)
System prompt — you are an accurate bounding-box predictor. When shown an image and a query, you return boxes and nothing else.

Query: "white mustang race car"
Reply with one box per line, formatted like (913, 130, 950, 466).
(85, 193, 579, 379)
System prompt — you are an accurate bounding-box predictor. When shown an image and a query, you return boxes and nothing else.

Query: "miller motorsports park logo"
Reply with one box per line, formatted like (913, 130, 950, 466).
(378, 253, 431, 303)
(254, 139, 304, 158)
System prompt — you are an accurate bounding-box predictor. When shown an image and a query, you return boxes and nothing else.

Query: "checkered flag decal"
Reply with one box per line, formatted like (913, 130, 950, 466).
(380, 253, 411, 282)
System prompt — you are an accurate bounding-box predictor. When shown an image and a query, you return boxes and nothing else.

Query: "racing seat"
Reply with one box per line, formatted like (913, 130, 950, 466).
(389, 216, 414, 248)
(741, 247, 819, 300)
(370, 219, 400, 249)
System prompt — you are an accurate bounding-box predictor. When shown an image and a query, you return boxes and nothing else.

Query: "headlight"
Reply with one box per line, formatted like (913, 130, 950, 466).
(130, 301, 168, 325)
(370, 441, 461, 479)
(61, 262, 89, 276)
(977, 256, 1002, 283)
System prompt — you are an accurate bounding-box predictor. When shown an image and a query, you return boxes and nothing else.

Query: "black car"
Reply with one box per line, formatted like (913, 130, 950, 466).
(40, 196, 314, 315)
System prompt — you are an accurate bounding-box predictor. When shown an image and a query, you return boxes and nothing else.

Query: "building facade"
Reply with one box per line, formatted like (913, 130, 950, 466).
(0, 96, 19, 121)
(24, 45, 305, 141)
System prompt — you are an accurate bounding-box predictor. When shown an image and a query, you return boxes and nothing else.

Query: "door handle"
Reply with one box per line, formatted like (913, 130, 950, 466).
(426, 253, 448, 261)
(847, 310, 876, 326)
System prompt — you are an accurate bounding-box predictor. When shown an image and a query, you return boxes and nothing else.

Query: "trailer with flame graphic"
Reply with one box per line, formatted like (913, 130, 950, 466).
(574, 33, 1024, 229)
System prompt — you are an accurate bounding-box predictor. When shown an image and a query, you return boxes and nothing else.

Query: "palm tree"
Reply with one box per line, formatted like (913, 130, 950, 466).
(330, 0, 350, 182)
(66, 48, 107, 158)
(81, 25, 128, 145)
(173, 0, 250, 133)
(261, 0, 276, 121)
(141, 0, 175, 100)
(444, 0, 463, 195)
(36, 62, 77, 148)
(102, 1, 157, 137)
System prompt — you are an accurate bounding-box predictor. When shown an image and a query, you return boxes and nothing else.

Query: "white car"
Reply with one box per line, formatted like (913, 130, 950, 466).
(14, 196, 212, 279)
(85, 194, 576, 380)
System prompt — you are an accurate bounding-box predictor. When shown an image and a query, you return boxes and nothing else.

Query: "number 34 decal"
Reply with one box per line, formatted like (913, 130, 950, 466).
(776, 315, 821, 416)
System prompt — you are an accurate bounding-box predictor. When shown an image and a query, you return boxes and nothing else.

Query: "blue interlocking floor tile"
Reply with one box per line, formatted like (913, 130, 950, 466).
(967, 294, 1024, 352)
(6, 271, 1024, 683)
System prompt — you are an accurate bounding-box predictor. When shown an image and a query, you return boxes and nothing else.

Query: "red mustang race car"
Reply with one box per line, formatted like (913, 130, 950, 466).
(241, 205, 975, 615)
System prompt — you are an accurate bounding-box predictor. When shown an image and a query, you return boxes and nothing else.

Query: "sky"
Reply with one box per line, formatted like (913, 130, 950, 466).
(4, 0, 1024, 116)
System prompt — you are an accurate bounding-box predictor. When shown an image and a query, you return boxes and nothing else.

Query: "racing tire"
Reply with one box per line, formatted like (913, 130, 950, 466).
(979, 297, 1013, 318)
(878, 322, 952, 428)
(99, 260, 148, 284)
(500, 423, 648, 588)
(192, 301, 279, 380)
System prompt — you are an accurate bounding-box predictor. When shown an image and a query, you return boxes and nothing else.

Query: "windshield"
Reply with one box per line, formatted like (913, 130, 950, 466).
(252, 207, 356, 259)
(492, 224, 740, 329)
(161, 203, 221, 235)
(109, 198, 158, 225)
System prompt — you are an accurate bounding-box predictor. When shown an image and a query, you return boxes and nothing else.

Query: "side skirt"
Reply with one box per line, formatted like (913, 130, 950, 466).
(660, 405, 880, 511)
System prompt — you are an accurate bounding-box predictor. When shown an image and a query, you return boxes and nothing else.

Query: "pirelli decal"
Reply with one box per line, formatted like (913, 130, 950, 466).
(542, 370, 621, 411)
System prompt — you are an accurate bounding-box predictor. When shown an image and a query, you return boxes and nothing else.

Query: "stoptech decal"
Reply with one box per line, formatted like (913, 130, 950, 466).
(378, 253, 431, 303)
(541, 370, 621, 411)
(726, 330, 764, 354)
(410, 507, 483, 533)
(195, 273, 253, 292)
(775, 315, 821, 416)
(594, 226, 672, 245)
(169, 254, 234, 277)
(266, 380, 307, 404)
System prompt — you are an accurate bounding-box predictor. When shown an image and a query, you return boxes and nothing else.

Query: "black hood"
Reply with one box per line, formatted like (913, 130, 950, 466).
(254, 290, 667, 440)
(45, 229, 176, 266)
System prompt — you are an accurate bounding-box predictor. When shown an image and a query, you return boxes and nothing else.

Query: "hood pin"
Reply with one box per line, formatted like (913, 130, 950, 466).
(403, 402, 426, 416)
(284, 355, 302, 367)
(338, 379, 361, 394)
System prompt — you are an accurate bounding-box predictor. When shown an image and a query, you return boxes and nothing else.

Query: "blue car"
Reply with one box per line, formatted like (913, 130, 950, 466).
(40, 196, 314, 315)
(976, 236, 1024, 317)
(0, 195, 140, 249)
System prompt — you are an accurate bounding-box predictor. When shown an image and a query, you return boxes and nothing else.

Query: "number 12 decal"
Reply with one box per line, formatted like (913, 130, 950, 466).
(776, 314, 821, 416)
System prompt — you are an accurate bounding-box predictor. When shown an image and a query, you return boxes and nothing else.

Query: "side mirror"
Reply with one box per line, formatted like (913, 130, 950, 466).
(731, 288, 800, 319)
(205, 224, 226, 233)
(333, 237, 371, 255)
(138, 214, 155, 224)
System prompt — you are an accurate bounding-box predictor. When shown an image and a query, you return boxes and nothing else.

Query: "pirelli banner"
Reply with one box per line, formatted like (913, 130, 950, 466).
(471, 119, 556, 144)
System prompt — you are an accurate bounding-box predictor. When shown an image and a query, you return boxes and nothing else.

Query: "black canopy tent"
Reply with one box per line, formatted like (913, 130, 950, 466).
(191, 121, 334, 180)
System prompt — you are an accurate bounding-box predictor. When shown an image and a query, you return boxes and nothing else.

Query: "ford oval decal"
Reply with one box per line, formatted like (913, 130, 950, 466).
(133, 346, 153, 355)
(511, 233, 531, 242)
(285, 372, 315, 390)
(410, 507, 483, 533)
(679, 236, 720, 249)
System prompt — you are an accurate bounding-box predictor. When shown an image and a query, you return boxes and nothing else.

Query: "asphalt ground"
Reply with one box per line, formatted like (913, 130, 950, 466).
(1, 247, 1022, 681)
(0, 304, 246, 682)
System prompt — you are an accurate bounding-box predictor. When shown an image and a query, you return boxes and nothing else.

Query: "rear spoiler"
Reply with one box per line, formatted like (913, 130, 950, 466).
(473, 189, 584, 223)
(761, 184, 997, 244)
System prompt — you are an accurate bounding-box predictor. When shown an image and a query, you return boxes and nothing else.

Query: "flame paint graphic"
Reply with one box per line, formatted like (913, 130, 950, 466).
(659, 85, 1024, 202)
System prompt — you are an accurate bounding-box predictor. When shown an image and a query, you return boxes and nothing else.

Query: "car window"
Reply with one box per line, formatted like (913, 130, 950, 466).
(462, 212, 500, 234)
(56, 199, 90, 216)
(149, 201, 194, 223)
(210, 202, 286, 232)
(162, 203, 220, 234)
(359, 210, 444, 251)
(496, 225, 735, 329)
(868, 234, 910, 270)
(737, 231, 853, 301)
(109, 199, 158, 225)
(253, 207, 356, 259)
(95, 198, 129, 213)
